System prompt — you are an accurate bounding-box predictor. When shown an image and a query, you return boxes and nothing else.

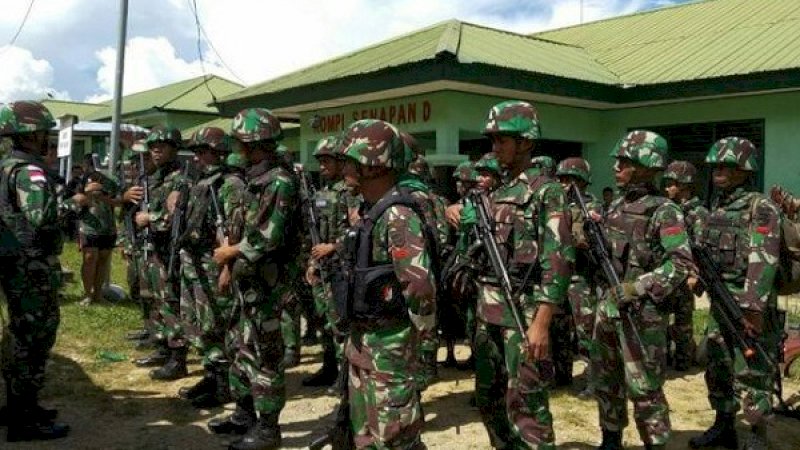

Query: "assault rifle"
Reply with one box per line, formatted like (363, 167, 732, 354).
(139, 153, 152, 262)
(308, 357, 353, 450)
(570, 183, 649, 360)
(208, 183, 246, 308)
(296, 165, 328, 281)
(118, 158, 140, 273)
(469, 189, 529, 339)
(167, 161, 191, 280)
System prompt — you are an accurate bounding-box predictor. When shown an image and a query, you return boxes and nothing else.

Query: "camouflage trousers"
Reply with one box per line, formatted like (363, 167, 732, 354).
(226, 275, 286, 415)
(179, 249, 235, 366)
(345, 324, 425, 450)
(280, 285, 302, 353)
(0, 256, 61, 404)
(567, 275, 596, 358)
(142, 246, 180, 347)
(474, 321, 555, 449)
(703, 313, 780, 425)
(666, 285, 696, 367)
(312, 278, 343, 360)
(590, 297, 671, 446)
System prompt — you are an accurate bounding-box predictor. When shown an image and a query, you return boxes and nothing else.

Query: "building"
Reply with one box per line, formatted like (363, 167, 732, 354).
(214, 0, 800, 197)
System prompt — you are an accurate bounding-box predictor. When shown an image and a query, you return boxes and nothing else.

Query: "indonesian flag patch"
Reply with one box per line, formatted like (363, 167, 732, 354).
(27, 165, 47, 184)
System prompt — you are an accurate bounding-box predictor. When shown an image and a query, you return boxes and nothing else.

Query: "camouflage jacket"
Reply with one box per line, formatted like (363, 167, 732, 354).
(77, 171, 120, 237)
(397, 174, 449, 252)
(604, 184, 694, 303)
(237, 158, 299, 264)
(146, 160, 185, 237)
(0, 150, 62, 257)
(316, 179, 349, 245)
(478, 167, 574, 326)
(568, 190, 602, 280)
(698, 187, 782, 312)
(680, 196, 709, 246)
(182, 165, 248, 253)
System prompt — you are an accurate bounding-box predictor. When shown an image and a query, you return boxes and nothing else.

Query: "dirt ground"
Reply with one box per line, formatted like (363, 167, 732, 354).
(6, 341, 800, 450)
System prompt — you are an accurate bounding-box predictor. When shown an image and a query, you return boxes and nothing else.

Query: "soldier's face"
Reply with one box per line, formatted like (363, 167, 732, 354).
(149, 142, 176, 166)
(712, 165, 749, 189)
(193, 146, 219, 168)
(491, 135, 531, 168)
(19, 130, 49, 156)
(342, 159, 360, 189)
(664, 179, 680, 199)
(558, 175, 581, 192)
(613, 158, 636, 187)
(476, 170, 497, 191)
(318, 156, 340, 180)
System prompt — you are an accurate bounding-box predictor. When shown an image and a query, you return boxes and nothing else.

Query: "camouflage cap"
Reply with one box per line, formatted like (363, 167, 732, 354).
(705, 137, 758, 171)
(407, 155, 432, 178)
(225, 152, 247, 169)
(231, 108, 283, 143)
(187, 127, 231, 153)
(146, 125, 182, 147)
(474, 152, 501, 175)
(0, 101, 56, 136)
(663, 160, 697, 184)
(452, 160, 477, 182)
(312, 135, 340, 159)
(610, 130, 668, 169)
(482, 100, 540, 140)
(556, 157, 592, 184)
(339, 119, 406, 169)
(531, 155, 556, 175)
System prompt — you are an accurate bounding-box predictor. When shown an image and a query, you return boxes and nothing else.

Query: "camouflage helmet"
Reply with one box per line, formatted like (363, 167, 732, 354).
(482, 100, 540, 140)
(474, 152, 501, 175)
(146, 125, 182, 147)
(610, 130, 668, 169)
(0, 101, 55, 136)
(399, 130, 424, 159)
(705, 137, 758, 171)
(452, 160, 477, 182)
(663, 160, 697, 184)
(339, 119, 406, 169)
(312, 135, 340, 159)
(556, 157, 592, 184)
(407, 155, 432, 179)
(130, 139, 148, 154)
(231, 108, 283, 143)
(531, 155, 556, 176)
(225, 152, 247, 169)
(187, 127, 231, 153)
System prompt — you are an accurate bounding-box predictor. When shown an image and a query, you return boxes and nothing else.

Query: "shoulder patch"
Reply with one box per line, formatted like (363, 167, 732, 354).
(27, 165, 47, 184)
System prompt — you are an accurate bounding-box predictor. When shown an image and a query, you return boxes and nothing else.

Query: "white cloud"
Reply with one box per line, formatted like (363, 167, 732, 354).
(0, 45, 68, 102)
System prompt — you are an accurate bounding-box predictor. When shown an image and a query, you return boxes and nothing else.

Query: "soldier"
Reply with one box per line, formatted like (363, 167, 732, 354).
(211, 108, 299, 450)
(770, 184, 800, 220)
(453, 160, 478, 198)
(531, 155, 556, 177)
(592, 130, 694, 450)
(452, 101, 573, 449)
(128, 126, 191, 381)
(554, 157, 601, 392)
(336, 119, 437, 449)
(176, 127, 247, 408)
(302, 135, 348, 387)
(689, 138, 782, 450)
(661, 160, 708, 371)
(0, 101, 70, 441)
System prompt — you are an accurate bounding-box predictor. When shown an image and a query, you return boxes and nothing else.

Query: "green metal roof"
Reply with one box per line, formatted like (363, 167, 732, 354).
(218, 20, 620, 104)
(182, 116, 299, 138)
(86, 75, 244, 121)
(41, 99, 102, 121)
(533, 0, 800, 85)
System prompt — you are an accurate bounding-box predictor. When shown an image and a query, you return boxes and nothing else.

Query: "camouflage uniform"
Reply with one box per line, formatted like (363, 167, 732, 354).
(338, 120, 437, 449)
(475, 101, 573, 449)
(0, 101, 69, 441)
(531, 155, 556, 178)
(690, 138, 781, 450)
(662, 161, 708, 371)
(553, 157, 601, 387)
(592, 131, 694, 448)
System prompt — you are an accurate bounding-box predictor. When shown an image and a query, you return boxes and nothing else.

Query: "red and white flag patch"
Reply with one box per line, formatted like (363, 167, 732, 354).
(27, 165, 47, 184)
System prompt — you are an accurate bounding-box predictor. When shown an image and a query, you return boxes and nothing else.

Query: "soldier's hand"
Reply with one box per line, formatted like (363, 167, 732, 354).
(305, 264, 320, 285)
(213, 244, 239, 266)
(588, 210, 604, 223)
(72, 193, 89, 207)
(311, 243, 336, 260)
(742, 310, 763, 338)
(166, 191, 180, 214)
(526, 304, 554, 361)
(123, 186, 144, 204)
(686, 276, 699, 292)
(84, 181, 104, 194)
(135, 211, 151, 227)
(218, 264, 232, 293)
(445, 204, 463, 228)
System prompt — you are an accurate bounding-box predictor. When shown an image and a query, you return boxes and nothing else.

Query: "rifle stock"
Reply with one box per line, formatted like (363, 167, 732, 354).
(167, 162, 191, 280)
(139, 153, 152, 262)
(297, 167, 329, 282)
(209, 183, 246, 308)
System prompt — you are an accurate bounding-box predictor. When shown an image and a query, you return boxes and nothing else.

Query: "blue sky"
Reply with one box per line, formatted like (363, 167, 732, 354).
(0, 0, 692, 103)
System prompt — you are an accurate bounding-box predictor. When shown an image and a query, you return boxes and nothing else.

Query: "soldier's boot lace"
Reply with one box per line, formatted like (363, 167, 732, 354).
(597, 428, 623, 450)
(688, 411, 738, 449)
(179, 367, 215, 400)
(150, 347, 188, 381)
(134, 346, 169, 367)
(228, 413, 281, 450)
(741, 423, 768, 450)
(191, 365, 232, 408)
(302, 340, 339, 387)
(208, 395, 256, 435)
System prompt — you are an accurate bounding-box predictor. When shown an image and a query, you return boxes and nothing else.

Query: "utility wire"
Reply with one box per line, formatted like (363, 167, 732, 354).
(0, 0, 36, 54)
(189, 0, 217, 103)
(186, 0, 247, 86)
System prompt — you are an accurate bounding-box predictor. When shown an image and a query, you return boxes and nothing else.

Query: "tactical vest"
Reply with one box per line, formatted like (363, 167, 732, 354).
(340, 189, 439, 327)
(605, 195, 671, 281)
(182, 170, 225, 250)
(0, 156, 62, 258)
(315, 184, 341, 244)
(246, 162, 301, 265)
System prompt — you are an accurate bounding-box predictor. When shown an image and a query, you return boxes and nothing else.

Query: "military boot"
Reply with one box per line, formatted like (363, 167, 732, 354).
(644, 445, 665, 450)
(302, 338, 338, 387)
(179, 367, 215, 400)
(191, 365, 232, 409)
(6, 397, 69, 442)
(134, 345, 169, 367)
(596, 428, 622, 450)
(150, 347, 188, 381)
(688, 411, 738, 449)
(229, 413, 281, 450)
(282, 347, 300, 369)
(0, 405, 58, 426)
(208, 395, 256, 435)
(741, 423, 768, 450)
